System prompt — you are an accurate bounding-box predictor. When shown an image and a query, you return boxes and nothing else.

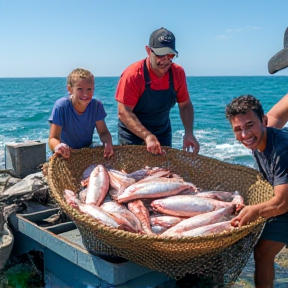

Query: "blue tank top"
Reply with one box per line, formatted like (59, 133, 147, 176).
(118, 60, 177, 146)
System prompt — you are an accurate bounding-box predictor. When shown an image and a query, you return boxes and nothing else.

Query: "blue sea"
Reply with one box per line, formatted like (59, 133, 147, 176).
(1, 76, 288, 170)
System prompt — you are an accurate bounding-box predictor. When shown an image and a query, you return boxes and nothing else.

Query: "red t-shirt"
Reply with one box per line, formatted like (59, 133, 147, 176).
(115, 58, 190, 107)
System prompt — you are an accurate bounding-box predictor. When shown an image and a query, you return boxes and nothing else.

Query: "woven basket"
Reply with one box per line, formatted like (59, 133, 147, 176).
(47, 145, 273, 286)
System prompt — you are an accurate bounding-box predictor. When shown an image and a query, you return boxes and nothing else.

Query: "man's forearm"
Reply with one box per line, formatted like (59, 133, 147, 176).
(119, 109, 152, 140)
(179, 100, 194, 135)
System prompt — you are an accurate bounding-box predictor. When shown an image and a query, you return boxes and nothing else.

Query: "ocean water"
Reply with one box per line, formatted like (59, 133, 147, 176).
(1, 76, 288, 287)
(0, 76, 288, 169)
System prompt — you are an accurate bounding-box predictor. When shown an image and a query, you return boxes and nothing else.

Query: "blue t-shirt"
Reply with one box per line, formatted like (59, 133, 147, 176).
(253, 127, 288, 187)
(48, 97, 107, 149)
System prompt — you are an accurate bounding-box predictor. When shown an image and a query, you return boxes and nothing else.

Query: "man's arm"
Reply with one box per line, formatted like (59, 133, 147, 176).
(259, 183, 288, 218)
(178, 99, 199, 155)
(118, 102, 164, 155)
(231, 183, 288, 227)
(267, 93, 288, 128)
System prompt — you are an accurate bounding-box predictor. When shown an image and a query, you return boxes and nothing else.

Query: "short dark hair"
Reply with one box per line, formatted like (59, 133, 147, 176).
(225, 95, 264, 122)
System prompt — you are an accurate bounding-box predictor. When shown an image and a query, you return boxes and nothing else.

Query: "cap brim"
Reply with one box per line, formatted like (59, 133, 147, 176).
(151, 47, 178, 57)
(268, 48, 288, 74)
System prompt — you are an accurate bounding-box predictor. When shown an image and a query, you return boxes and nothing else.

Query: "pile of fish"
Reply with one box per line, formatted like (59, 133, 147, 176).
(64, 164, 244, 238)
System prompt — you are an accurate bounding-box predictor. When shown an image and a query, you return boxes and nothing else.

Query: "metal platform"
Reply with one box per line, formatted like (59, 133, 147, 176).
(9, 208, 174, 288)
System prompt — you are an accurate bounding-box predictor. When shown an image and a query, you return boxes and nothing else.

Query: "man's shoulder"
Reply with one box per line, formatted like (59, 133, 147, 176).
(171, 63, 186, 78)
(269, 127, 288, 142)
(171, 62, 185, 72)
(268, 127, 288, 154)
(123, 59, 145, 74)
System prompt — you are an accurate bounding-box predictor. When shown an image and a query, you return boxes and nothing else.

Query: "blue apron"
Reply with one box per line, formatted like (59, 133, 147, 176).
(118, 60, 177, 146)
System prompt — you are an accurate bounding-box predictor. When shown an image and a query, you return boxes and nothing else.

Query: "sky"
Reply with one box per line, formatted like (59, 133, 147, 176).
(1, 0, 288, 78)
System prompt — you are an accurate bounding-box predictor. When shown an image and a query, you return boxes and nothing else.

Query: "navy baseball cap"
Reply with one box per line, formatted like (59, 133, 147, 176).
(149, 27, 178, 57)
(268, 27, 288, 74)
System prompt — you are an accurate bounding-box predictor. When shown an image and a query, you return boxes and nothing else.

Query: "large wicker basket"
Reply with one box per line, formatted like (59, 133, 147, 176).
(47, 145, 273, 286)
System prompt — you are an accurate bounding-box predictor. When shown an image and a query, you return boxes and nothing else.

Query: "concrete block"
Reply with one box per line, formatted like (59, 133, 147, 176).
(5, 141, 46, 178)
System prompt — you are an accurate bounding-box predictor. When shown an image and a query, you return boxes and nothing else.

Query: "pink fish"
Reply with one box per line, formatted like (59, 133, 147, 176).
(151, 195, 233, 217)
(150, 215, 184, 229)
(231, 191, 245, 212)
(195, 191, 234, 202)
(85, 164, 109, 206)
(81, 163, 98, 180)
(180, 220, 234, 237)
(128, 200, 153, 235)
(78, 188, 87, 203)
(117, 178, 193, 203)
(107, 169, 135, 200)
(127, 166, 170, 182)
(161, 205, 236, 237)
(151, 225, 168, 234)
(100, 201, 144, 233)
(64, 189, 121, 229)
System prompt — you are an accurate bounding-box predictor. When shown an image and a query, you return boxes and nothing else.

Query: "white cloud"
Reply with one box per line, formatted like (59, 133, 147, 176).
(215, 26, 260, 40)
(226, 26, 259, 34)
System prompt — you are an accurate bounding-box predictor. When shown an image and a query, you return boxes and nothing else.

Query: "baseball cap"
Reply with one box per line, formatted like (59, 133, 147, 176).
(149, 27, 178, 57)
(268, 27, 288, 74)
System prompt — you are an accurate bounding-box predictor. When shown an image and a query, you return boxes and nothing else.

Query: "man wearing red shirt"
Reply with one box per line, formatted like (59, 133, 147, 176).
(115, 27, 199, 156)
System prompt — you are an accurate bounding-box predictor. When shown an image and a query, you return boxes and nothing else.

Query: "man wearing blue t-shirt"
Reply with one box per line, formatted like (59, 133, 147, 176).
(225, 95, 288, 288)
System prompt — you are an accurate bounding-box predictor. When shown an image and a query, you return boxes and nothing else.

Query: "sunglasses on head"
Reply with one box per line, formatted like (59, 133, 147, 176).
(150, 48, 175, 60)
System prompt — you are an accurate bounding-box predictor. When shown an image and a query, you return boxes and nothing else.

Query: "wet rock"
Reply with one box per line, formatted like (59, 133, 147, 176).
(0, 172, 49, 204)
(0, 174, 21, 195)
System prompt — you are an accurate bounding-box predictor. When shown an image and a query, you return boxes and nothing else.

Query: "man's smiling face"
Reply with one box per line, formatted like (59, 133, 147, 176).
(230, 110, 267, 152)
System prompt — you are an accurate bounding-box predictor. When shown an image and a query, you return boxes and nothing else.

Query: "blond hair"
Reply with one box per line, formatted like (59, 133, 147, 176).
(67, 68, 94, 87)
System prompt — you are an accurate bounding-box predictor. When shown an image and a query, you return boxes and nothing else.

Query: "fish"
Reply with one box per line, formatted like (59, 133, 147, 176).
(127, 166, 170, 182)
(100, 201, 144, 233)
(85, 164, 109, 206)
(128, 200, 153, 235)
(178, 187, 198, 195)
(180, 220, 234, 237)
(136, 169, 172, 183)
(231, 191, 245, 212)
(80, 178, 90, 188)
(81, 163, 98, 180)
(64, 189, 121, 229)
(151, 195, 233, 217)
(151, 225, 168, 234)
(161, 205, 236, 237)
(117, 178, 194, 203)
(78, 188, 87, 203)
(107, 169, 136, 200)
(195, 191, 234, 202)
(150, 215, 184, 229)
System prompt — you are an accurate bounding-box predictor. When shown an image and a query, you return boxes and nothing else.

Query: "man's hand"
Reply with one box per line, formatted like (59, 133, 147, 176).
(145, 134, 166, 155)
(183, 134, 200, 155)
(54, 143, 70, 159)
(230, 205, 260, 228)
